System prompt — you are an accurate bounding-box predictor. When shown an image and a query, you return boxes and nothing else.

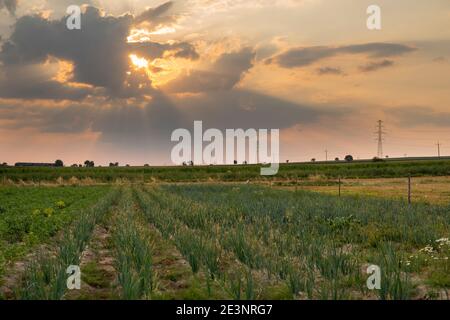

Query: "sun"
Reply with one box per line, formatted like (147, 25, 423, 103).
(127, 28, 177, 43)
(128, 53, 191, 88)
(129, 54, 149, 69)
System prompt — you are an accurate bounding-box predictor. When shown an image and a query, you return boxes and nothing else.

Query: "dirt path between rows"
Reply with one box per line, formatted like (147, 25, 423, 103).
(64, 225, 118, 300)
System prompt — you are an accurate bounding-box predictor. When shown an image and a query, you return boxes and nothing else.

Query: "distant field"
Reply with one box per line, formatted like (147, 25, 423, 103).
(1, 184, 449, 300)
(2, 159, 450, 183)
(275, 176, 450, 205)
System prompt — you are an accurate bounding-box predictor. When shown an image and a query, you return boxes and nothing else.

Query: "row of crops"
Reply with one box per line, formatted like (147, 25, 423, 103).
(135, 185, 450, 299)
(1, 184, 449, 299)
(2, 159, 450, 183)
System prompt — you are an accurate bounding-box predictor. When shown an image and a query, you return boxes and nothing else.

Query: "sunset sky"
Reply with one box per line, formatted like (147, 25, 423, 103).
(0, 0, 449, 165)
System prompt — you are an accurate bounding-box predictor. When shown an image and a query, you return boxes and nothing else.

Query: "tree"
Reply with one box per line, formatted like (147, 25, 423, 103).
(234, 160, 238, 165)
(144, 164, 150, 167)
(54, 159, 64, 167)
(84, 160, 95, 167)
(311, 158, 316, 162)
(335, 157, 340, 162)
(345, 155, 354, 162)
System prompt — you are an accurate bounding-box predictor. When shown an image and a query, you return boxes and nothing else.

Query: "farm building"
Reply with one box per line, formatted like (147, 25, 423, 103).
(14, 163, 56, 167)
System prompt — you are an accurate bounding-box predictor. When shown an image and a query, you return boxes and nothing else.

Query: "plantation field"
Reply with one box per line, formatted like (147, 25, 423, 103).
(1, 184, 449, 300)
(2, 159, 450, 183)
(0, 186, 110, 284)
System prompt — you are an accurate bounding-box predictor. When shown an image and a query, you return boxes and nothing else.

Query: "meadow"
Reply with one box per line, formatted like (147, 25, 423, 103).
(1, 184, 449, 300)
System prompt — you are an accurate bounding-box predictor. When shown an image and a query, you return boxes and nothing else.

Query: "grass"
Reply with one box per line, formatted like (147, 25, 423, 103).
(284, 176, 450, 205)
(82, 262, 112, 289)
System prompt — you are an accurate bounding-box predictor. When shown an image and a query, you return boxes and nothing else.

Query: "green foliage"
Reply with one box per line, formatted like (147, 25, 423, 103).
(112, 189, 157, 300)
(133, 184, 449, 299)
(0, 186, 110, 278)
(3, 183, 449, 300)
(16, 188, 118, 300)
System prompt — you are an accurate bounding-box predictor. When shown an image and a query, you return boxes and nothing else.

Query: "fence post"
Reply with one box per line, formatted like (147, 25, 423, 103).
(408, 176, 411, 204)
(295, 176, 298, 192)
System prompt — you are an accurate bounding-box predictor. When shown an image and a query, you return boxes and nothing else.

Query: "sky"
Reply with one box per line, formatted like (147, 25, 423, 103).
(0, 0, 449, 166)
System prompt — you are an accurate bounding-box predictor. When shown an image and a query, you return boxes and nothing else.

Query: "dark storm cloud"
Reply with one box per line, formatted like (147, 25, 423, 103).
(359, 59, 394, 72)
(128, 41, 199, 61)
(165, 47, 255, 93)
(0, 76, 93, 100)
(0, 5, 198, 98)
(316, 67, 343, 75)
(0, 87, 352, 154)
(0, 102, 94, 133)
(134, 1, 177, 26)
(0, 0, 17, 15)
(0, 64, 94, 100)
(387, 106, 450, 127)
(268, 43, 416, 68)
(174, 89, 348, 130)
(0, 7, 132, 95)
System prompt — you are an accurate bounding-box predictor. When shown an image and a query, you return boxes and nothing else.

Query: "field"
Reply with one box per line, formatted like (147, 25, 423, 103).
(276, 176, 450, 205)
(2, 159, 450, 183)
(0, 186, 110, 280)
(1, 183, 449, 300)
